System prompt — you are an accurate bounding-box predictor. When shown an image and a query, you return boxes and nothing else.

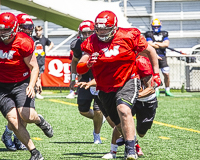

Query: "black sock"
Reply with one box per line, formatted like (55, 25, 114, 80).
(30, 148, 38, 155)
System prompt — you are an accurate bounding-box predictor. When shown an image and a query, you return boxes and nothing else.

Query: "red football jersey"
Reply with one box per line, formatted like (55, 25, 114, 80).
(136, 55, 154, 78)
(0, 32, 34, 83)
(81, 27, 148, 92)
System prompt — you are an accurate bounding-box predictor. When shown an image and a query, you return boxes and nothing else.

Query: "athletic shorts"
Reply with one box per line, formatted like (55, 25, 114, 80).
(0, 78, 35, 118)
(77, 87, 101, 112)
(132, 97, 157, 135)
(158, 56, 168, 68)
(99, 78, 140, 125)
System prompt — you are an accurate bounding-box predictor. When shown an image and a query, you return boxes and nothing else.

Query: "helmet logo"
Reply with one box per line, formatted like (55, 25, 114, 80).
(96, 18, 107, 23)
(21, 15, 31, 20)
(0, 24, 5, 29)
(80, 21, 91, 27)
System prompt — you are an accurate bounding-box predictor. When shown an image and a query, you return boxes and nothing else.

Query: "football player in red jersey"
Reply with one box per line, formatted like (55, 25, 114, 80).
(17, 13, 34, 36)
(0, 12, 53, 160)
(77, 54, 158, 159)
(1, 13, 35, 152)
(68, 20, 106, 144)
(76, 10, 161, 160)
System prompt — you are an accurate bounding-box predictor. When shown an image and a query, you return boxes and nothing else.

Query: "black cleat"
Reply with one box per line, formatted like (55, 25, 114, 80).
(29, 150, 44, 160)
(36, 114, 53, 138)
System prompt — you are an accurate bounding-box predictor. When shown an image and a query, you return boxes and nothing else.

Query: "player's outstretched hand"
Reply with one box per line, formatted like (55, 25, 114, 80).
(26, 85, 35, 98)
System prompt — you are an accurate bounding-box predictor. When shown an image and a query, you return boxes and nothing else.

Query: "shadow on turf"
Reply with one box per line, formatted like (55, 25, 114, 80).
(50, 141, 94, 144)
(63, 152, 124, 159)
(0, 148, 11, 152)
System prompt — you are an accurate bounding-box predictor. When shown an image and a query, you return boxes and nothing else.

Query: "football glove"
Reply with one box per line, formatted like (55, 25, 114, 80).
(153, 73, 161, 88)
(87, 52, 99, 68)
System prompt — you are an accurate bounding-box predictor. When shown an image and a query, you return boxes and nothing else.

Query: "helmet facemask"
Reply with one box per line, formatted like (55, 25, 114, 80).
(0, 21, 18, 41)
(19, 24, 34, 36)
(95, 25, 117, 42)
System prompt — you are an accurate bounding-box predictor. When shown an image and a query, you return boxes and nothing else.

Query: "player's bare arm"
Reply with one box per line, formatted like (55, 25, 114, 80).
(142, 44, 159, 74)
(155, 40, 169, 49)
(24, 53, 39, 98)
(138, 75, 155, 98)
(147, 41, 160, 49)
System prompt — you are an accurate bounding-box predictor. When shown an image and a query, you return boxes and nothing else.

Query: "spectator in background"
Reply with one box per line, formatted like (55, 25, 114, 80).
(32, 26, 54, 99)
(144, 18, 173, 97)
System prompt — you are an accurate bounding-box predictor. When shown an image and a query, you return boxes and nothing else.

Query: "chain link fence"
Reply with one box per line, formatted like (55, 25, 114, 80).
(159, 55, 200, 92)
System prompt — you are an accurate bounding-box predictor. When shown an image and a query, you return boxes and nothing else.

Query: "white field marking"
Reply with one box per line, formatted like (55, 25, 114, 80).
(49, 99, 200, 134)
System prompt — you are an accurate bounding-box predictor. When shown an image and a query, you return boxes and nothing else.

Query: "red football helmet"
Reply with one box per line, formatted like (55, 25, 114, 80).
(95, 10, 118, 42)
(0, 12, 18, 41)
(17, 13, 34, 36)
(78, 20, 94, 41)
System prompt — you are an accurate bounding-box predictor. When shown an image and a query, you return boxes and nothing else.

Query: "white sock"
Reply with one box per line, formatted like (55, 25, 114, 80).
(155, 88, 159, 92)
(165, 87, 170, 91)
(110, 144, 118, 153)
(70, 90, 74, 94)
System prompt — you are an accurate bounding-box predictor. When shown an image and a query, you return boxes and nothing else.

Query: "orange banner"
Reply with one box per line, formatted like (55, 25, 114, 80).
(41, 56, 72, 87)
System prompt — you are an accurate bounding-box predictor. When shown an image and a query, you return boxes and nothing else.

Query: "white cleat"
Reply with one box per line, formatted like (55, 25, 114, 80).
(36, 93, 44, 99)
(102, 152, 116, 159)
(66, 91, 75, 99)
(93, 131, 102, 144)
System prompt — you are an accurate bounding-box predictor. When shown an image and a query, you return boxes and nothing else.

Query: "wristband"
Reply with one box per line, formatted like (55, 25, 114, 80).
(71, 73, 76, 81)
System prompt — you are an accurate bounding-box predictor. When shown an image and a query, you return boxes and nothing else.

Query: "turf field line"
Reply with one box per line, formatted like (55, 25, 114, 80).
(153, 120, 200, 133)
(49, 99, 200, 134)
(49, 99, 78, 106)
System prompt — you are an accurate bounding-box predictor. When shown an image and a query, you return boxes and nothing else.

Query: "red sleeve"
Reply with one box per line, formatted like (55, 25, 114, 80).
(136, 35, 148, 53)
(129, 28, 148, 53)
(81, 35, 95, 55)
(20, 37, 35, 57)
(76, 62, 89, 75)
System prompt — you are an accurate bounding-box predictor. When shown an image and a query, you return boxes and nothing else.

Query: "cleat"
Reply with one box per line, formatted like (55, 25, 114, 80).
(29, 150, 44, 160)
(66, 91, 75, 99)
(36, 93, 44, 99)
(36, 114, 53, 138)
(116, 137, 125, 146)
(1, 127, 16, 151)
(155, 89, 160, 97)
(165, 91, 174, 97)
(13, 134, 27, 150)
(135, 142, 144, 157)
(124, 145, 138, 160)
(102, 151, 116, 159)
(93, 131, 102, 144)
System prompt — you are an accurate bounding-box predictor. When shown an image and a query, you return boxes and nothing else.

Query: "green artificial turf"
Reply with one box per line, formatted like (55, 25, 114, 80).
(0, 90, 199, 159)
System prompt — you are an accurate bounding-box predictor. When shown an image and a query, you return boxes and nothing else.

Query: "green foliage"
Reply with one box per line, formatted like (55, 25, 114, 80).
(0, 90, 200, 159)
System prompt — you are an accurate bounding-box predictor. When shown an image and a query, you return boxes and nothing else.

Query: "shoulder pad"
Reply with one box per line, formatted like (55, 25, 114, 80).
(161, 31, 168, 37)
(144, 31, 153, 38)
(70, 38, 82, 50)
